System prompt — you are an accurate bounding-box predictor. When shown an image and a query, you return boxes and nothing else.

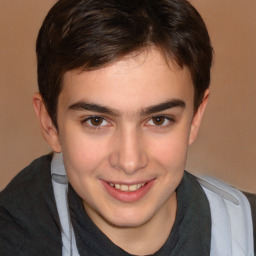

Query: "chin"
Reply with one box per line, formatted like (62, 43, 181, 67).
(105, 208, 153, 228)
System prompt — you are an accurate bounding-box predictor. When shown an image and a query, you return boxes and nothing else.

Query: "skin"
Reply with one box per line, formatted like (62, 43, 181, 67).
(33, 48, 208, 255)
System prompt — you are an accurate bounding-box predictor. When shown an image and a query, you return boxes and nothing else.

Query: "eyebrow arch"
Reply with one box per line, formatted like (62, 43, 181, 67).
(68, 102, 119, 116)
(68, 99, 185, 116)
(142, 99, 186, 115)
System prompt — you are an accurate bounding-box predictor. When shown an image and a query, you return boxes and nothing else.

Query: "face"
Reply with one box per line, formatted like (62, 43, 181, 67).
(37, 48, 208, 233)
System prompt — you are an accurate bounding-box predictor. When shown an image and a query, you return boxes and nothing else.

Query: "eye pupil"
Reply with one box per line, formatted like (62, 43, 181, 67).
(91, 117, 103, 126)
(152, 116, 165, 125)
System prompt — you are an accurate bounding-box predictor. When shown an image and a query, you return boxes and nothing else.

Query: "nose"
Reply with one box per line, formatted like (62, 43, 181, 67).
(109, 128, 148, 175)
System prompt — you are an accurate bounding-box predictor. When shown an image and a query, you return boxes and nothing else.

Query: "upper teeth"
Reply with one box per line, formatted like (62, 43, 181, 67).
(109, 183, 145, 192)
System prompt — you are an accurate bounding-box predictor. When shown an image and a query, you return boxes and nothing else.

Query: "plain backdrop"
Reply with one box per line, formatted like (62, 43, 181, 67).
(0, 0, 256, 192)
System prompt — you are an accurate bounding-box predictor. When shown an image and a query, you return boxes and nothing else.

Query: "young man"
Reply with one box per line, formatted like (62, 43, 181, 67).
(0, 0, 254, 255)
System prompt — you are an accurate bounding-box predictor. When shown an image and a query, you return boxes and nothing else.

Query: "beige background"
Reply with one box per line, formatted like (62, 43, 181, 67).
(0, 0, 255, 192)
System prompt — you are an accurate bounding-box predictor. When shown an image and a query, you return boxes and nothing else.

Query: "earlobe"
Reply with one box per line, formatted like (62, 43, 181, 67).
(32, 93, 62, 152)
(189, 89, 209, 145)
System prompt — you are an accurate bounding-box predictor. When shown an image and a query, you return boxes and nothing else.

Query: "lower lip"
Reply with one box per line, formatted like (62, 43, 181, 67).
(101, 180, 155, 203)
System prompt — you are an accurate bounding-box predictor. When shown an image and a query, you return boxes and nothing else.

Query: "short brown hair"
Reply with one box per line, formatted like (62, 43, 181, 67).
(36, 0, 213, 127)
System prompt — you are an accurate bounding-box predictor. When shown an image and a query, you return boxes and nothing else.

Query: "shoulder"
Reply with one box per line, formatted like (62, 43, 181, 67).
(0, 154, 54, 212)
(196, 175, 255, 256)
(243, 191, 256, 210)
(243, 191, 256, 255)
(0, 154, 62, 255)
(1, 154, 52, 191)
(196, 175, 256, 213)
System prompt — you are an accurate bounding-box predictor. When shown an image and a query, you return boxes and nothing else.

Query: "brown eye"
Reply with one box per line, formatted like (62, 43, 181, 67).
(152, 116, 166, 126)
(83, 116, 110, 129)
(90, 116, 104, 126)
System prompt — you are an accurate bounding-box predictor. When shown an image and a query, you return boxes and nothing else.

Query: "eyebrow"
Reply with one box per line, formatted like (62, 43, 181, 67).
(68, 99, 185, 116)
(69, 102, 119, 116)
(142, 100, 185, 115)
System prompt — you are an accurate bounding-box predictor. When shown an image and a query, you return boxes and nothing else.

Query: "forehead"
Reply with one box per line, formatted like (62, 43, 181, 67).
(59, 48, 194, 113)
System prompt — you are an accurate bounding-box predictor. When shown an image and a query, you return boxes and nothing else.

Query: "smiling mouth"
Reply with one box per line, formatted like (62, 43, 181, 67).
(102, 179, 155, 202)
(108, 182, 146, 192)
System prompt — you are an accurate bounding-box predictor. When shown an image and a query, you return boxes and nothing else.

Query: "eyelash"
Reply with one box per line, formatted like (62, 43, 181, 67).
(81, 116, 111, 130)
(146, 115, 175, 129)
(81, 115, 175, 130)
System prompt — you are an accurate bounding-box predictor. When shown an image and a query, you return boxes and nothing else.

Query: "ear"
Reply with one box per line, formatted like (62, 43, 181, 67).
(33, 93, 62, 152)
(189, 89, 209, 145)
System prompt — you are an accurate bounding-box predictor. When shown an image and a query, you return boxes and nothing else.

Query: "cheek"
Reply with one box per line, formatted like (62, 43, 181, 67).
(149, 132, 189, 170)
(59, 129, 110, 176)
